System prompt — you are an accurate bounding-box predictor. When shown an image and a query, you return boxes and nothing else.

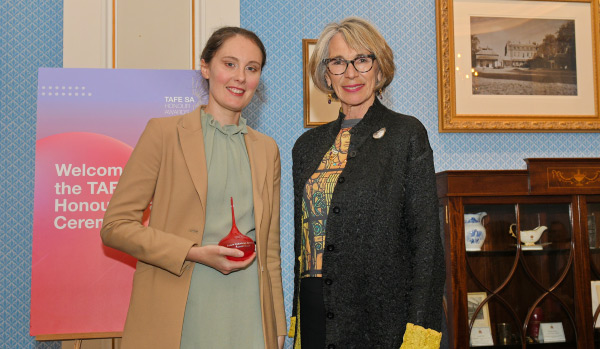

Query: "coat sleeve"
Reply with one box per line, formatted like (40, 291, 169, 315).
(100, 118, 196, 276)
(265, 139, 287, 335)
(404, 123, 445, 331)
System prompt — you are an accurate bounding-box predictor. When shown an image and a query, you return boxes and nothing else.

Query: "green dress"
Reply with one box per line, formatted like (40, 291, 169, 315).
(180, 110, 264, 348)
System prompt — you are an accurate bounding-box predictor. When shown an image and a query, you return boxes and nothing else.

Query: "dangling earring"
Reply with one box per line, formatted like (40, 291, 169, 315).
(377, 88, 383, 100)
(327, 93, 332, 104)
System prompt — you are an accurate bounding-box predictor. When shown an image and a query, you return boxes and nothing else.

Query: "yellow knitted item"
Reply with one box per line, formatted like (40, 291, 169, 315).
(400, 323, 442, 349)
(288, 317, 296, 337)
(290, 256, 303, 348)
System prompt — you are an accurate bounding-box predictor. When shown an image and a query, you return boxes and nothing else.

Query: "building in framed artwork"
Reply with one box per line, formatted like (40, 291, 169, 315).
(302, 39, 340, 128)
(436, 0, 600, 132)
(467, 292, 491, 329)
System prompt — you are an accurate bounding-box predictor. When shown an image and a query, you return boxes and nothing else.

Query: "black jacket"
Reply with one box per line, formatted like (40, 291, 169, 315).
(291, 99, 445, 348)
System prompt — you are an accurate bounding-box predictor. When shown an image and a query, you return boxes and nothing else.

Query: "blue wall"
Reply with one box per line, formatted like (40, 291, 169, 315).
(240, 0, 599, 347)
(2, 1, 62, 348)
(1, 0, 598, 347)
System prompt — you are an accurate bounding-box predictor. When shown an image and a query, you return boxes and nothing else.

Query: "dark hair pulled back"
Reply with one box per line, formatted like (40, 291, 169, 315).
(201, 27, 267, 68)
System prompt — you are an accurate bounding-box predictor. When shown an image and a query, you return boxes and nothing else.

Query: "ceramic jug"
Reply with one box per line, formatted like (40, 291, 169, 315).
(464, 212, 487, 251)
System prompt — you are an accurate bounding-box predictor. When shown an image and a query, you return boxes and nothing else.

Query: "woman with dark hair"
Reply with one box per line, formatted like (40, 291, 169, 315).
(290, 17, 445, 348)
(101, 27, 286, 348)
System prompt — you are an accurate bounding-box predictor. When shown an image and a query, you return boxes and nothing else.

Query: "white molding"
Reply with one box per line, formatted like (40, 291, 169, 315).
(64, 0, 240, 69)
(63, 0, 111, 68)
(104, 0, 113, 68)
(196, 0, 240, 68)
(194, 0, 202, 69)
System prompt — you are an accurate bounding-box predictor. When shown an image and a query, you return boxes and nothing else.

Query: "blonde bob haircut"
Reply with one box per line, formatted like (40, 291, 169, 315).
(309, 17, 395, 100)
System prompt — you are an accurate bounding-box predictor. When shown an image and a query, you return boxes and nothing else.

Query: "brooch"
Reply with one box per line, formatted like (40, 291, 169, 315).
(372, 127, 386, 139)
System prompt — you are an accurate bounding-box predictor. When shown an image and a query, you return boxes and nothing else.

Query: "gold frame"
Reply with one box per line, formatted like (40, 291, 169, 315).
(467, 292, 491, 328)
(436, 0, 600, 132)
(302, 39, 340, 128)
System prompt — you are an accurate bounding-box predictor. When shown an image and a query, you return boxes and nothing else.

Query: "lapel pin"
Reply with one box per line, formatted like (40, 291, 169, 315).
(372, 127, 386, 139)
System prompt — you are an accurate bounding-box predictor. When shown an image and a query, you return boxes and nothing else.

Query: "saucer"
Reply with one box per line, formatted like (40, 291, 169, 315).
(521, 242, 551, 251)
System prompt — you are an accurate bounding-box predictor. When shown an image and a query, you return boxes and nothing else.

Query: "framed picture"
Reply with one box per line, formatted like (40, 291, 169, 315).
(591, 280, 600, 328)
(436, 0, 600, 132)
(467, 292, 491, 328)
(302, 39, 340, 128)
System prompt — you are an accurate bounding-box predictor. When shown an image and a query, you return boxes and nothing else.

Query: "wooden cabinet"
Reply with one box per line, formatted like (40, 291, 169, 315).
(437, 158, 600, 348)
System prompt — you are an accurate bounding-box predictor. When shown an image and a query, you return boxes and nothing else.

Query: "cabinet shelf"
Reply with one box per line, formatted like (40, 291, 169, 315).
(437, 158, 600, 349)
(470, 343, 576, 349)
(466, 248, 571, 256)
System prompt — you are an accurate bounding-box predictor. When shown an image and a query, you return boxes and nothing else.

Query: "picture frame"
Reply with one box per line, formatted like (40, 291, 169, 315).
(436, 0, 600, 132)
(302, 39, 340, 128)
(467, 292, 491, 328)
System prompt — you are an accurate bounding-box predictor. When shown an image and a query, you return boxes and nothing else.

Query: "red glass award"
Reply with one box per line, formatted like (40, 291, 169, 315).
(527, 306, 544, 342)
(218, 197, 255, 261)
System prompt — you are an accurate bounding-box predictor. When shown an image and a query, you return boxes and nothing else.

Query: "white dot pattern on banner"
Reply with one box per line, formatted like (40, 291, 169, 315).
(38, 85, 91, 97)
(3, 1, 600, 348)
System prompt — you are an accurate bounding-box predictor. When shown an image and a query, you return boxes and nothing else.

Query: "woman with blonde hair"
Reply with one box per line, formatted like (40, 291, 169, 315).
(290, 17, 444, 348)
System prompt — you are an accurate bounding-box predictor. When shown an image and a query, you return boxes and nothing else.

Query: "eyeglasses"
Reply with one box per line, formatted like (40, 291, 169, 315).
(323, 54, 376, 75)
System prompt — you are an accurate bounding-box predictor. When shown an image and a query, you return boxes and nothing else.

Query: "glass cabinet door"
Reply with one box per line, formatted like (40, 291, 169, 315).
(588, 202, 600, 347)
(465, 202, 575, 347)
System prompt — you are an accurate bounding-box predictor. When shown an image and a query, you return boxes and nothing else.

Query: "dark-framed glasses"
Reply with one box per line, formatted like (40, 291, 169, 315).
(323, 54, 376, 75)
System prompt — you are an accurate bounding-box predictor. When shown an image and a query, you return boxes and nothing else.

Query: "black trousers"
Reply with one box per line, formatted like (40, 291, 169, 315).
(300, 277, 326, 348)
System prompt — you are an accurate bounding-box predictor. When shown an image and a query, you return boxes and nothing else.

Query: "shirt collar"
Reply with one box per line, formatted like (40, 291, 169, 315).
(201, 108, 248, 136)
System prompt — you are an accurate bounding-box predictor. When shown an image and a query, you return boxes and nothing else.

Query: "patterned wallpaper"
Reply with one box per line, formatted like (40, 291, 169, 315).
(240, 0, 599, 347)
(2, 0, 598, 347)
(2, 1, 62, 348)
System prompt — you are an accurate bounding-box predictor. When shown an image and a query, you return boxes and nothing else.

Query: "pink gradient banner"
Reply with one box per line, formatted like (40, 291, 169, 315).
(31, 68, 207, 337)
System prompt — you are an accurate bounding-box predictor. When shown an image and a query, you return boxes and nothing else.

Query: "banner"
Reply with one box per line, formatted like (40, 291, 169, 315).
(31, 68, 207, 336)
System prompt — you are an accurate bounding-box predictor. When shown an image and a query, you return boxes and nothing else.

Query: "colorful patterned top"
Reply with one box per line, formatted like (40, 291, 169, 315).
(300, 118, 360, 277)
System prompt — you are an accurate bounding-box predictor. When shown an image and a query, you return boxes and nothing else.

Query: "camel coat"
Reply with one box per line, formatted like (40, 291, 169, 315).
(100, 108, 286, 348)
